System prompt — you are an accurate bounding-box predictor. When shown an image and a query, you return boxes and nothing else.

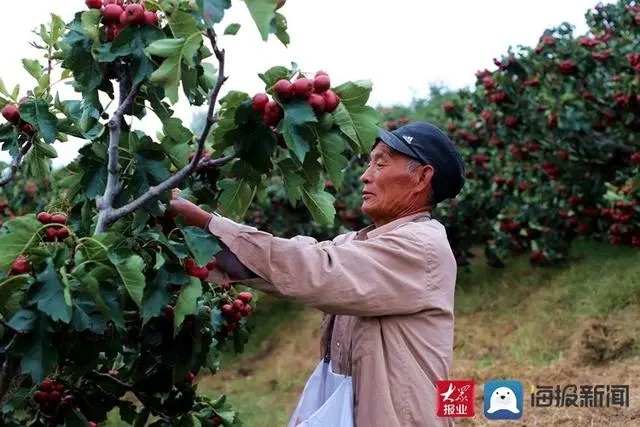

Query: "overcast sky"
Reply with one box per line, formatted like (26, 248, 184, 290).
(0, 0, 611, 168)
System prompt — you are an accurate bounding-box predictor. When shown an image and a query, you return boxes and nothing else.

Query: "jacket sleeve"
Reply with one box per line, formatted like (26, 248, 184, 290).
(207, 215, 437, 317)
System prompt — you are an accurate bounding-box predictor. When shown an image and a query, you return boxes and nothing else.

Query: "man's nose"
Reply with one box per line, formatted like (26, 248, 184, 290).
(359, 166, 372, 184)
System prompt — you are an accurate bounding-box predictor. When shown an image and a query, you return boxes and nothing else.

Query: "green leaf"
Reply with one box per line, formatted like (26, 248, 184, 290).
(50, 14, 66, 43)
(22, 59, 42, 81)
(224, 23, 241, 35)
(19, 98, 58, 144)
(300, 187, 336, 226)
(0, 78, 9, 97)
(0, 275, 30, 318)
(8, 309, 38, 332)
(70, 293, 110, 334)
(17, 315, 57, 383)
(178, 224, 221, 266)
(277, 158, 305, 205)
(29, 259, 72, 324)
(333, 80, 381, 152)
(272, 12, 290, 47)
(259, 65, 292, 89)
(276, 99, 317, 162)
(141, 268, 183, 322)
(174, 277, 202, 334)
(309, 127, 348, 189)
(23, 145, 52, 182)
(244, 0, 277, 41)
(0, 216, 41, 273)
(196, 0, 231, 27)
(107, 251, 146, 309)
(81, 9, 102, 46)
(218, 178, 257, 220)
(146, 32, 204, 104)
(34, 140, 58, 159)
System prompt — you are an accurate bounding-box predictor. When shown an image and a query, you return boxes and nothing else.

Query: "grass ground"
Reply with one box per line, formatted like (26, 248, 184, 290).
(108, 238, 640, 425)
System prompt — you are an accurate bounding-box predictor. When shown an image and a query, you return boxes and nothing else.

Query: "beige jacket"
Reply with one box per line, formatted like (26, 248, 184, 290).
(207, 212, 457, 427)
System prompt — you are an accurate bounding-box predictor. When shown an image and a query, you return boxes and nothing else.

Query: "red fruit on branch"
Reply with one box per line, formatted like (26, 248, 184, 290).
(88, 422, 98, 427)
(530, 251, 545, 263)
(206, 259, 217, 270)
(20, 123, 35, 135)
(184, 372, 196, 383)
(252, 93, 269, 112)
(1, 105, 20, 124)
(103, 0, 124, 5)
(315, 70, 329, 78)
(51, 214, 67, 224)
(10, 255, 31, 275)
(292, 78, 313, 99)
(165, 305, 174, 320)
(143, 11, 158, 26)
(45, 227, 58, 241)
(541, 35, 555, 46)
(221, 304, 233, 318)
(124, 4, 145, 26)
(274, 79, 293, 100)
(102, 4, 124, 24)
(308, 93, 325, 114)
(503, 116, 519, 127)
(523, 78, 540, 87)
(630, 152, 640, 165)
(56, 228, 70, 240)
(86, 0, 102, 8)
(237, 291, 253, 303)
(592, 49, 611, 61)
(558, 60, 578, 75)
(108, 370, 119, 377)
(232, 299, 244, 312)
(37, 211, 52, 224)
(241, 304, 252, 317)
(442, 102, 455, 113)
(313, 74, 331, 93)
(322, 90, 340, 113)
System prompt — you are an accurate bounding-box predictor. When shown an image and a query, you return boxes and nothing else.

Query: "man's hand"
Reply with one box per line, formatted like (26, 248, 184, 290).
(166, 189, 213, 229)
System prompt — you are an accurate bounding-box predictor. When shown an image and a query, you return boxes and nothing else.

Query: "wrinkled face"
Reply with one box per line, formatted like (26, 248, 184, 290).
(359, 142, 433, 226)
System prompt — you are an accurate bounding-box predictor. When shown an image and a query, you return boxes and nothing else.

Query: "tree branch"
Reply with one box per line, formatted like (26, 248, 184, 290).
(93, 28, 236, 234)
(0, 139, 33, 187)
(94, 73, 140, 235)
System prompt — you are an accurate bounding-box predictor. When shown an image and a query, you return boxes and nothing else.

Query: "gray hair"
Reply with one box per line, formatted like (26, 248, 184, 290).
(407, 158, 435, 209)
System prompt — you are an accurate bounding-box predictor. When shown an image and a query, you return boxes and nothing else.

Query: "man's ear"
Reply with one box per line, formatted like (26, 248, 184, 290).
(417, 164, 435, 191)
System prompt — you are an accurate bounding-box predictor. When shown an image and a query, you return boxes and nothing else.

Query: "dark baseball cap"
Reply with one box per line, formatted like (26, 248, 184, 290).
(376, 122, 466, 204)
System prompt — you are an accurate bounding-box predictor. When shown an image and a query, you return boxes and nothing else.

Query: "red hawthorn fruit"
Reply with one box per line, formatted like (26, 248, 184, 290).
(33, 391, 47, 401)
(1, 105, 20, 124)
(226, 322, 237, 332)
(37, 211, 52, 224)
(541, 35, 555, 46)
(184, 372, 196, 383)
(504, 116, 519, 127)
(105, 25, 119, 41)
(50, 391, 61, 401)
(108, 370, 119, 377)
(292, 78, 313, 99)
(252, 93, 269, 112)
(466, 104, 474, 113)
(234, 311, 242, 321)
(88, 422, 98, 427)
(165, 305, 174, 320)
(193, 267, 209, 280)
(238, 292, 253, 303)
(206, 259, 217, 270)
(124, 4, 145, 26)
(547, 113, 558, 129)
(221, 304, 233, 317)
(20, 123, 35, 135)
(481, 110, 491, 121)
(50, 214, 67, 224)
(102, 4, 124, 24)
(143, 11, 158, 26)
(322, 90, 340, 113)
(119, 11, 129, 26)
(56, 384, 64, 393)
(86, 0, 102, 8)
(45, 227, 58, 241)
(313, 74, 331, 93)
(465, 170, 474, 179)
(558, 60, 578, 75)
(630, 152, 640, 165)
(308, 93, 325, 114)
(632, 236, 640, 248)
(40, 379, 54, 391)
(446, 123, 456, 133)
(523, 78, 540, 86)
(103, 0, 124, 5)
(264, 100, 283, 119)
(10, 255, 31, 275)
(241, 304, 252, 317)
(518, 182, 529, 191)
(482, 76, 495, 90)
(273, 79, 293, 100)
(232, 299, 244, 311)
(530, 251, 545, 263)
(315, 70, 328, 77)
(592, 50, 611, 62)
(567, 196, 580, 206)
(56, 228, 70, 240)
(442, 102, 455, 113)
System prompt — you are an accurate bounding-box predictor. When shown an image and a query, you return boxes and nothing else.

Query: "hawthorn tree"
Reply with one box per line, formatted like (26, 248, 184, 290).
(0, 0, 379, 425)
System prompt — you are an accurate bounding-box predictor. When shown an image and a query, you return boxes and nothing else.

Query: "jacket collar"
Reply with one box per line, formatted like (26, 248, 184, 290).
(356, 211, 431, 240)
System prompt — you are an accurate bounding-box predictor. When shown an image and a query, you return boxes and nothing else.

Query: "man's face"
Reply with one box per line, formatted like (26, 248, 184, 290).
(359, 142, 433, 225)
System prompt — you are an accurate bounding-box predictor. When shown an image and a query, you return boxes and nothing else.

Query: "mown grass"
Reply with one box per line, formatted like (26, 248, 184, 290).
(107, 238, 640, 426)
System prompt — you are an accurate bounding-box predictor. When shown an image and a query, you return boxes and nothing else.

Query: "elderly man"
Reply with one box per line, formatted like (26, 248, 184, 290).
(169, 122, 465, 426)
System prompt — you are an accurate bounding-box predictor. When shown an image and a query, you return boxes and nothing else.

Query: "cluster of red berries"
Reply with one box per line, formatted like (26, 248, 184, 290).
(221, 292, 253, 332)
(85, 0, 159, 41)
(184, 257, 217, 280)
(252, 71, 341, 128)
(1, 97, 36, 136)
(33, 378, 95, 423)
(37, 211, 70, 241)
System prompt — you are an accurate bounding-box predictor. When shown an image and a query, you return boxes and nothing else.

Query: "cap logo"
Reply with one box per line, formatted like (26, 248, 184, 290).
(403, 135, 414, 144)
